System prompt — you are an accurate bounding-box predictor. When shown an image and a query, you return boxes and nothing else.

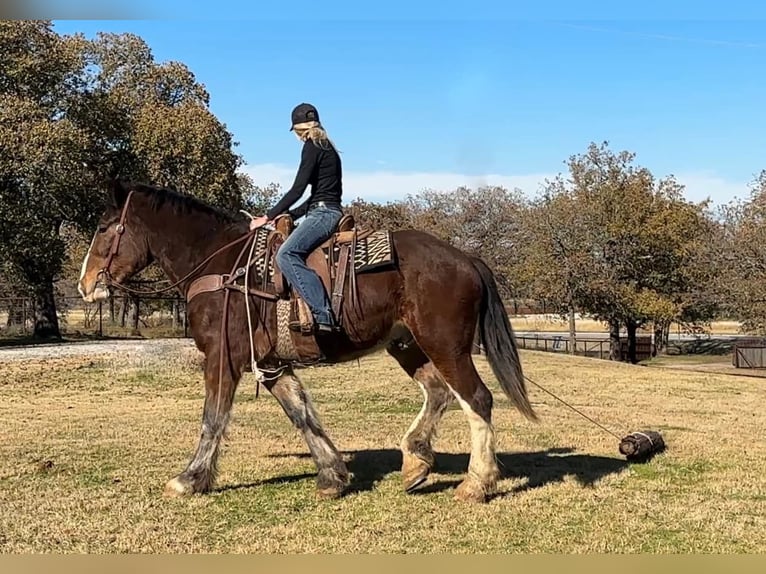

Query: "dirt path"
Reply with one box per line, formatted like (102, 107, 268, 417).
(0, 338, 197, 364)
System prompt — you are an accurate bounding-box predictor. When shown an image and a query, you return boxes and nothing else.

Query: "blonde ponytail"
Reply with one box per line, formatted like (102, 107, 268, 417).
(292, 120, 340, 152)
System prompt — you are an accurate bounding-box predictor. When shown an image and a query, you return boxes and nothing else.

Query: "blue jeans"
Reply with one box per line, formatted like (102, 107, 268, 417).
(276, 204, 343, 326)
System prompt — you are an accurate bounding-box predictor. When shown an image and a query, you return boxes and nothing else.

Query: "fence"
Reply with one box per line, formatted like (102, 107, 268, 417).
(511, 333, 654, 362)
(0, 294, 189, 339)
(4, 292, 651, 363)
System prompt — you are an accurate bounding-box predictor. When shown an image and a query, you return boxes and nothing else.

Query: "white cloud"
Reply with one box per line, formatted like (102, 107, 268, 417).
(672, 171, 752, 205)
(242, 162, 554, 203)
(241, 163, 750, 207)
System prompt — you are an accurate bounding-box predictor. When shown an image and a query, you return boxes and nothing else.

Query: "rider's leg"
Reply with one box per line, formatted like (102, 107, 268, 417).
(276, 204, 343, 329)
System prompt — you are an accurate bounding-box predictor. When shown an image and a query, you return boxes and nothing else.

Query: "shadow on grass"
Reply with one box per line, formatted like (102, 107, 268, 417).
(261, 447, 632, 499)
(666, 337, 738, 356)
(212, 472, 317, 494)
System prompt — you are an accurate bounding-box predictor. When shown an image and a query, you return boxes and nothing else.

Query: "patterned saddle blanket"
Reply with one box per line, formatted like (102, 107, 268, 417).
(248, 226, 396, 286)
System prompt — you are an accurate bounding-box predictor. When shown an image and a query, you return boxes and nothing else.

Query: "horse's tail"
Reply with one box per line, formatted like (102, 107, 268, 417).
(470, 256, 538, 422)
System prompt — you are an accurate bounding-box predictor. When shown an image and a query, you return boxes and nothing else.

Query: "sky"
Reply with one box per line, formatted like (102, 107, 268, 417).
(47, 2, 766, 207)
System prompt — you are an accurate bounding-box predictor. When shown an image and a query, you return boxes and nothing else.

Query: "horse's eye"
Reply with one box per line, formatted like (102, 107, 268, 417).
(98, 225, 108, 233)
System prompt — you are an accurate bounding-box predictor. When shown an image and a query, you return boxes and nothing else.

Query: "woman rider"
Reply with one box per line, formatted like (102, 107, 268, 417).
(249, 103, 344, 333)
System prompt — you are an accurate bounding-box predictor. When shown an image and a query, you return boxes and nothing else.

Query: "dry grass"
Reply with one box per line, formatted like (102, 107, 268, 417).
(509, 315, 746, 335)
(1, 345, 765, 553)
(1, 310, 746, 341)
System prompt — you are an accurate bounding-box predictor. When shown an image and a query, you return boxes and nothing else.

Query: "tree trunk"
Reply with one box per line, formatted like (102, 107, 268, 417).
(568, 303, 577, 355)
(626, 319, 638, 364)
(120, 296, 128, 328)
(109, 297, 116, 324)
(609, 319, 621, 361)
(653, 320, 669, 356)
(32, 279, 60, 339)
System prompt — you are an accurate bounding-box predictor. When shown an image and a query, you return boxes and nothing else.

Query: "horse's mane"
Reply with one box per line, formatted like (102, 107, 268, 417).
(128, 181, 240, 225)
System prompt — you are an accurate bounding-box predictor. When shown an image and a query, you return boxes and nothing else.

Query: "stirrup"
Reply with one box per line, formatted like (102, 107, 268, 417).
(288, 320, 313, 334)
(315, 323, 342, 334)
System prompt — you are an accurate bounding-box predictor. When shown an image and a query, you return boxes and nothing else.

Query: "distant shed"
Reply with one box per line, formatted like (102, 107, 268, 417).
(732, 338, 766, 368)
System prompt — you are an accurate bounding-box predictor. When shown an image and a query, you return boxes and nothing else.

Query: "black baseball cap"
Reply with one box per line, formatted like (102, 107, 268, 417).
(289, 102, 319, 130)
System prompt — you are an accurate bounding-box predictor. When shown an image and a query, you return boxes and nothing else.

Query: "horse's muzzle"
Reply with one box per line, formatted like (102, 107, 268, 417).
(79, 281, 111, 303)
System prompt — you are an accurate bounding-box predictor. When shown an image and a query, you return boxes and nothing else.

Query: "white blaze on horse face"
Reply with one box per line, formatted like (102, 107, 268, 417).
(77, 231, 98, 300)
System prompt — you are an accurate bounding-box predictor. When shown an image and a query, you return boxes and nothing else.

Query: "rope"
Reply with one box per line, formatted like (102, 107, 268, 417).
(242, 217, 262, 396)
(239, 210, 280, 397)
(523, 374, 623, 441)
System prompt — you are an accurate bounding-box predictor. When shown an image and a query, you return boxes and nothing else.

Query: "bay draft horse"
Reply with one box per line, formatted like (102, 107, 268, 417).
(77, 179, 538, 503)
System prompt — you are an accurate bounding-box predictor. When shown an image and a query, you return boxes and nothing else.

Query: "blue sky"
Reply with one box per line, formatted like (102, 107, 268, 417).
(51, 5, 766, 206)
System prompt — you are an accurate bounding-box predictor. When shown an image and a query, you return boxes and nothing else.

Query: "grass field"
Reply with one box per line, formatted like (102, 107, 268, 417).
(1, 343, 765, 553)
(0, 309, 747, 340)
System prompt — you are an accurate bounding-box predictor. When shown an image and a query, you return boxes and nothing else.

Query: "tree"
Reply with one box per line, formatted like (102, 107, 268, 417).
(346, 197, 413, 231)
(575, 144, 715, 361)
(715, 171, 766, 334)
(242, 179, 281, 216)
(397, 186, 528, 298)
(0, 21, 91, 337)
(519, 180, 595, 354)
(524, 142, 717, 362)
(0, 22, 253, 338)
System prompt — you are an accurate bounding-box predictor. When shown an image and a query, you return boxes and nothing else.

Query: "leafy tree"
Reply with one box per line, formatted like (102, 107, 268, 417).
(518, 180, 594, 354)
(524, 142, 717, 362)
(0, 21, 91, 337)
(0, 22, 256, 338)
(346, 197, 413, 231)
(715, 171, 766, 335)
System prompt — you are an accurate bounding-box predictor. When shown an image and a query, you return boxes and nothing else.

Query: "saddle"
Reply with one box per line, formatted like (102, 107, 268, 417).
(185, 210, 396, 364)
(267, 212, 372, 334)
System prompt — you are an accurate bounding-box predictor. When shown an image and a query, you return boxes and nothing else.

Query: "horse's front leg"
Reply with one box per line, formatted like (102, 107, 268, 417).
(164, 355, 240, 497)
(263, 366, 349, 499)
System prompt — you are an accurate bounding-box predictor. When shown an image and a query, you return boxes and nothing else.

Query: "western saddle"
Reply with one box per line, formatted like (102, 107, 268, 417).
(185, 210, 373, 341)
(267, 211, 370, 333)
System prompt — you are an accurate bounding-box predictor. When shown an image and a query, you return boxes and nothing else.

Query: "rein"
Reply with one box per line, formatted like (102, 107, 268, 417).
(97, 188, 283, 400)
(98, 190, 275, 301)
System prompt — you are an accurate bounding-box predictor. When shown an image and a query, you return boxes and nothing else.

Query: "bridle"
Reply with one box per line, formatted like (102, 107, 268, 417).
(96, 189, 136, 291)
(96, 189, 275, 301)
(93, 186, 287, 399)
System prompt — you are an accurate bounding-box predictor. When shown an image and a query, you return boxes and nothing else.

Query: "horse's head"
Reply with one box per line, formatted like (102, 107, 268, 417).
(78, 179, 152, 303)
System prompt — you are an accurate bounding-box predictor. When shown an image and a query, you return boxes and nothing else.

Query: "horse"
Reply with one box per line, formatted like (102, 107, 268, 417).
(77, 178, 538, 503)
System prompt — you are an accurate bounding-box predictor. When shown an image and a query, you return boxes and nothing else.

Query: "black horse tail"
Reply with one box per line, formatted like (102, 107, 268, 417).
(470, 256, 538, 422)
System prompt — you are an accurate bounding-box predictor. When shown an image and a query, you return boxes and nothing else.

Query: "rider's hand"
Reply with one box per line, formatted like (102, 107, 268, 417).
(249, 215, 269, 230)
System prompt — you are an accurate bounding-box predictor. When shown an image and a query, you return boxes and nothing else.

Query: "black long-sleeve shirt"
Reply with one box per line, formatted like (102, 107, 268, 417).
(266, 139, 343, 221)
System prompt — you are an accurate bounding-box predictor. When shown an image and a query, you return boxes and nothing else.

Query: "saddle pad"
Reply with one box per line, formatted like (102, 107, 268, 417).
(248, 227, 396, 287)
(323, 230, 396, 272)
(251, 227, 275, 281)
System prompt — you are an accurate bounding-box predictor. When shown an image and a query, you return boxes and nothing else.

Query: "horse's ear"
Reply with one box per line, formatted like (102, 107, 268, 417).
(106, 178, 129, 208)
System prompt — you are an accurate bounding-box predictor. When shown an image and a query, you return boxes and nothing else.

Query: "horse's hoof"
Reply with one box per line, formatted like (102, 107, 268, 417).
(163, 476, 194, 498)
(316, 486, 344, 500)
(454, 478, 491, 503)
(316, 467, 348, 500)
(402, 453, 432, 492)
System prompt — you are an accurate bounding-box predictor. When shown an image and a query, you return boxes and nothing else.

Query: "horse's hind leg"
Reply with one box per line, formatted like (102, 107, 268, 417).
(386, 335, 454, 492)
(432, 352, 500, 503)
(264, 367, 349, 499)
(165, 359, 239, 497)
(400, 328, 500, 503)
